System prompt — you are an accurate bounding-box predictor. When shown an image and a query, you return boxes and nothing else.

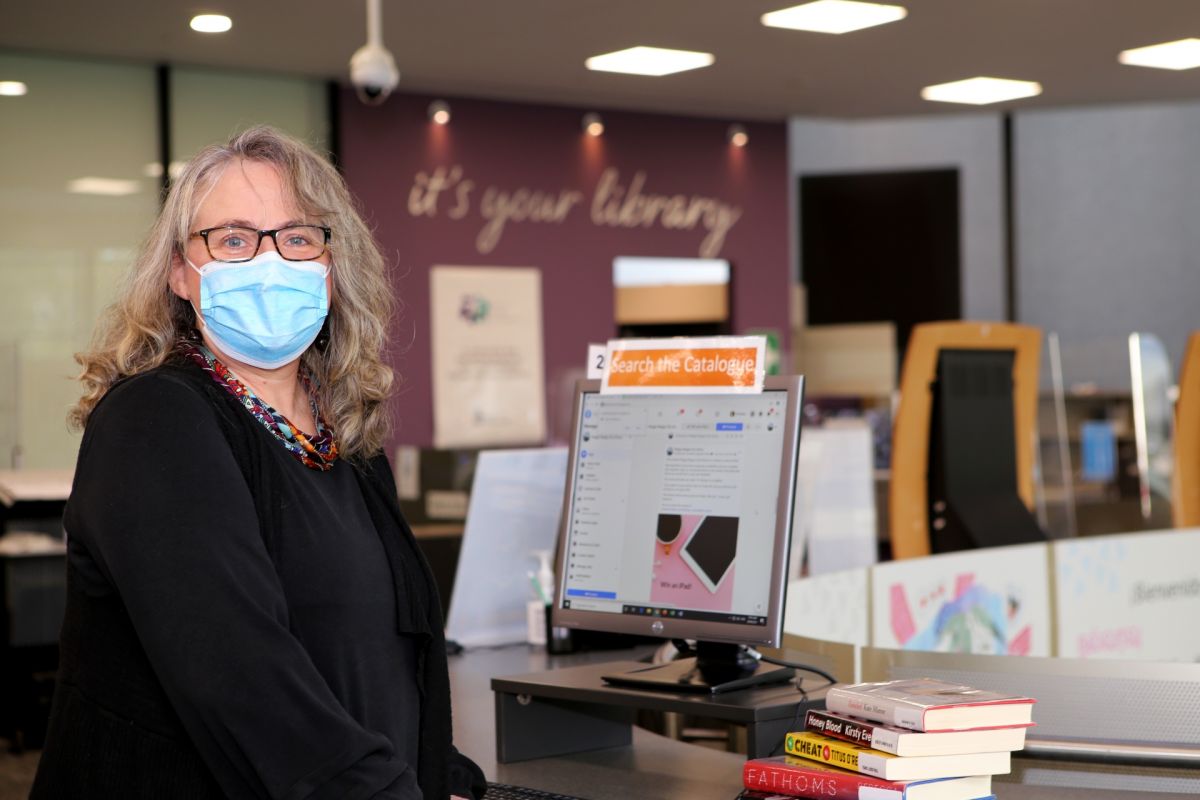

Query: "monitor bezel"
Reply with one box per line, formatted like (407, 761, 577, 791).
(550, 375, 805, 649)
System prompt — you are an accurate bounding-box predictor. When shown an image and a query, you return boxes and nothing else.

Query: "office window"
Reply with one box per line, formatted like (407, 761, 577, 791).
(0, 52, 159, 469)
(171, 67, 329, 164)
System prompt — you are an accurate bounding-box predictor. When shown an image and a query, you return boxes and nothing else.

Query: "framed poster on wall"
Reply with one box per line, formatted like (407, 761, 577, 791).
(430, 265, 546, 448)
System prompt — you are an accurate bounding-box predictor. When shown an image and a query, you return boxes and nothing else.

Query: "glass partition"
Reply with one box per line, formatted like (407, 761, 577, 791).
(0, 55, 332, 471)
(1034, 331, 1076, 537)
(1129, 331, 1174, 522)
(1037, 332, 1179, 537)
(0, 52, 159, 469)
(170, 67, 329, 163)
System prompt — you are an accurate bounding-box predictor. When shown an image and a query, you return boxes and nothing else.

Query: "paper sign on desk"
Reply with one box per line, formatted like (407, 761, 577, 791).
(445, 447, 568, 648)
(586, 343, 606, 380)
(600, 336, 766, 395)
(803, 423, 877, 576)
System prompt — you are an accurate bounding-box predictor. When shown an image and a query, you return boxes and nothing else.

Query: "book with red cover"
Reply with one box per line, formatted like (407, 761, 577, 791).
(824, 678, 1036, 732)
(742, 755, 993, 800)
(737, 792, 997, 800)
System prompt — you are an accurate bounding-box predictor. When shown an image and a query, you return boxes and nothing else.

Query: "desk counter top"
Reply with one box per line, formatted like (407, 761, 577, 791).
(453, 644, 747, 799)
(451, 645, 1181, 800)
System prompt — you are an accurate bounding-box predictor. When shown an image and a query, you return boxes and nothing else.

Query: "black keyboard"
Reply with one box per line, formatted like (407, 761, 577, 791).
(483, 782, 586, 800)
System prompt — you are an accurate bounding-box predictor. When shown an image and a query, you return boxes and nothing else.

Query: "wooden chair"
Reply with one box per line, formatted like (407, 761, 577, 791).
(889, 321, 1042, 560)
(1172, 332, 1200, 528)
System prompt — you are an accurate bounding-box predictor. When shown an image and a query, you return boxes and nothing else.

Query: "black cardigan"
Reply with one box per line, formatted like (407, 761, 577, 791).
(31, 362, 485, 800)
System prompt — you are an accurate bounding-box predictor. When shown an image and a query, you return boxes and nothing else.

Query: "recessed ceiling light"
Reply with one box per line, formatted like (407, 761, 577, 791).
(585, 46, 714, 77)
(67, 177, 142, 196)
(428, 100, 451, 125)
(582, 112, 605, 137)
(920, 76, 1042, 106)
(1118, 38, 1200, 70)
(0, 81, 27, 96)
(761, 1, 906, 34)
(190, 14, 232, 33)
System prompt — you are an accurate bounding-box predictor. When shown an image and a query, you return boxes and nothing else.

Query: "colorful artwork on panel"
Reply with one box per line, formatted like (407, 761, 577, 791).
(871, 543, 1050, 656)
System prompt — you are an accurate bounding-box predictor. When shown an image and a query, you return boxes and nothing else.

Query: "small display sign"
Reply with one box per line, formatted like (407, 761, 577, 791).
(600, 336, 767, 395)
(586, 343, 607, 380)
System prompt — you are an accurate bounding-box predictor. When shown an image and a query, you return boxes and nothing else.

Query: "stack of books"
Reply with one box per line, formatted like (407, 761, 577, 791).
(738, 678, 1036, 800)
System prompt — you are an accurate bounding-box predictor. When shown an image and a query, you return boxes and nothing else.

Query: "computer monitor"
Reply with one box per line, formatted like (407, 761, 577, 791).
(551, 376, 805, 693)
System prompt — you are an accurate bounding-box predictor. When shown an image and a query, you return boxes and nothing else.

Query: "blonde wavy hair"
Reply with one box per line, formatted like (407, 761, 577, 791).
(70, 125, 395, 459)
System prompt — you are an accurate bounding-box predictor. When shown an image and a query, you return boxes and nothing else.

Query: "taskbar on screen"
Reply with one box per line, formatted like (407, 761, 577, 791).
(592, 602, 767, 626)
(561, 598, 767, 626)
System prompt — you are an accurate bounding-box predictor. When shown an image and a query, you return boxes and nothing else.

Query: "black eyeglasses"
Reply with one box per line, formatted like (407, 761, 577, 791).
(189, 225, 332, 263)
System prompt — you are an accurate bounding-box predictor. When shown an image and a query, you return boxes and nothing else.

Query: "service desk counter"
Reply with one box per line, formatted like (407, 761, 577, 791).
(450, 644, 1170, 800)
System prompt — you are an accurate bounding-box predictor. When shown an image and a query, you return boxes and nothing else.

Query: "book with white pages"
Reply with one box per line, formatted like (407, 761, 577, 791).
(805, 709, 1028, 757)
(824, 678, 1036, 732)
(785, 731, 1011, 782)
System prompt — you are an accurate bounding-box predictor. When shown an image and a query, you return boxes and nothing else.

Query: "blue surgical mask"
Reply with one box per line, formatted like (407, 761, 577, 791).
(188, 251, 330, 370)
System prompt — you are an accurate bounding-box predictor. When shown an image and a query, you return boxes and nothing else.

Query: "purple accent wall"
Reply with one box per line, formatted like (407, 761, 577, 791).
(339, 90, 789, 447)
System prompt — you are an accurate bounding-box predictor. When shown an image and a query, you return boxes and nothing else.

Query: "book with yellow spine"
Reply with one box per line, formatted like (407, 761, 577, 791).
(784, 731, 1011, 781)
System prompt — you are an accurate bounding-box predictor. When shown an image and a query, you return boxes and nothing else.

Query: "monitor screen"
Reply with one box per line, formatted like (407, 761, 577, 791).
(552, 376, 804, 649)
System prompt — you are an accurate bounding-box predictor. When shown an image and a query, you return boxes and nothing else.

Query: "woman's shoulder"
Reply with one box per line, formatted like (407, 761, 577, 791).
(77, 361, 246, 475)
(90, 361, 221, 427)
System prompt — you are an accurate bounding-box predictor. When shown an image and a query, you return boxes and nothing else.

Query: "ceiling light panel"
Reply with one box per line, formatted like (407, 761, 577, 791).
(761, 1, 907, 35)
(1119, 38, 1200, 71)
(0, 81, 27, 96)
(921, 77, 1042, 106)
(585, 46, 714, 77)
(190, 14, 233, 33)
(142, 161, 186, 179)
(67, 177, 142, 196)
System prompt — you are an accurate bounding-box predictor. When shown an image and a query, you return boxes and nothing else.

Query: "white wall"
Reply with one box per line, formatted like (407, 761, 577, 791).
(788, 114, 1006, 321)
(1015, 101, 1200, 390)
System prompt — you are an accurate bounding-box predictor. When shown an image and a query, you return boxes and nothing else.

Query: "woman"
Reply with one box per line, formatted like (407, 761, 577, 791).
(32, 126, 485, 800)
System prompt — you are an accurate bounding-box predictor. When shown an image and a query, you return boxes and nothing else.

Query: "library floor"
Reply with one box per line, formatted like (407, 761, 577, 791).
(0, 742, 38, 799)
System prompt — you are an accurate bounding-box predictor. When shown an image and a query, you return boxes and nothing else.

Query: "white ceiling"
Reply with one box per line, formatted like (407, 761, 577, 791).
(5, 0, 1200, 120)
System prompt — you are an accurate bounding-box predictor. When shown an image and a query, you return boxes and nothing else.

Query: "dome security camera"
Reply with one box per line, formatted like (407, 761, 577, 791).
(350, 42, 399, 105)
(349, 0, 399, 105)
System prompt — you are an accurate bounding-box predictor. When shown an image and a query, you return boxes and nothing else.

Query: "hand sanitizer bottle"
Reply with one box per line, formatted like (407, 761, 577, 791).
(526, 550, 554, 646)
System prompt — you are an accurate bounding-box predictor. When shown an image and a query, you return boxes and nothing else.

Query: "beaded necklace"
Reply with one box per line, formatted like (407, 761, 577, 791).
(178, 341, 339, 471)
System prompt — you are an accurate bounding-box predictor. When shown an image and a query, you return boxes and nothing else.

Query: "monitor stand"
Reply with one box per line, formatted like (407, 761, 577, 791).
(601, 641, 794, 694)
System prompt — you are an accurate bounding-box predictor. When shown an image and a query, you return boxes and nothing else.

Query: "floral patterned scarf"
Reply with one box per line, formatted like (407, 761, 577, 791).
(178, 341, 339, 471)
